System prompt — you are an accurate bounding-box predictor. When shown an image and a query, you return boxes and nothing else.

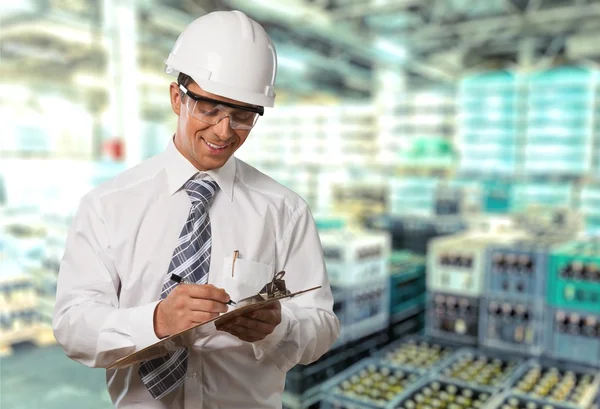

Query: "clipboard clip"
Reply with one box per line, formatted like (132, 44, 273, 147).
(235, 271, 291, 307)
(262, 271, 290, 299)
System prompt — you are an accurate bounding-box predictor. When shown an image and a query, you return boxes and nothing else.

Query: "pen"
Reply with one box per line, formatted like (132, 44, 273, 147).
(170, 274, 236, 306)
(232, 250, 239, 277)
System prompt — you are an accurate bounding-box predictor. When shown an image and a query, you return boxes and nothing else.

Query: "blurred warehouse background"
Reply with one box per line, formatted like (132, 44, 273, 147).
(1, 0, 600, 408)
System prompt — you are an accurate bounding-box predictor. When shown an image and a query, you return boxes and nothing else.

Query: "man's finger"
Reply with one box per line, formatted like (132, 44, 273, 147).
(247, 309, 279, 324)
(247, 301, 280, 317)
(233, 317, 273, 333)
(262, 301, 281, 310)
(187, 298, 228, 313)
(222, 325, 262, 342)
(227, 325, 265, 342)
(190, 310, 219, 324)
(186, 285, 230, 303)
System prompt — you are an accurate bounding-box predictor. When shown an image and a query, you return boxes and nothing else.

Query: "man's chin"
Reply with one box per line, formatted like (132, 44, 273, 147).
(195, 153, 232, 171)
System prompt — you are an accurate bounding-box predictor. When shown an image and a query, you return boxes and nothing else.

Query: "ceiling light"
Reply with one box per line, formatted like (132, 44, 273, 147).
(278, 55, 307, 72)
(375, 39, 408, 61)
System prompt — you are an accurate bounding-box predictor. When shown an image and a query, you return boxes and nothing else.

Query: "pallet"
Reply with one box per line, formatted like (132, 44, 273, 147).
(0, 325, 56, 356)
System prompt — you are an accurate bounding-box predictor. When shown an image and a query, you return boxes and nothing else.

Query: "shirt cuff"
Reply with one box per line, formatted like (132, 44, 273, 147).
(251, 306, 295, 372)
(129, 300, 162, 351)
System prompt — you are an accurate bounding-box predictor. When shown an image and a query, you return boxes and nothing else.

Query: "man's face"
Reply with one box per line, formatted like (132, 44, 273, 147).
(170, 81, 255, 171)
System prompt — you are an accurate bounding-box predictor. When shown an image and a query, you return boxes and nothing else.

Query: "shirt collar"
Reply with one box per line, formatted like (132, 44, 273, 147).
(164, 136, 235, 202)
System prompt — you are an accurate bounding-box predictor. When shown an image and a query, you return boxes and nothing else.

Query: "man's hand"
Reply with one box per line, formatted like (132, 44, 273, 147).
(218, 301, 282, 342)
(153, 284, 231, 338)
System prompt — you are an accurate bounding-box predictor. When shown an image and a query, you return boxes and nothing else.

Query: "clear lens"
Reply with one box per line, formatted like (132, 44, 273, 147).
(185, 98, 259, 130)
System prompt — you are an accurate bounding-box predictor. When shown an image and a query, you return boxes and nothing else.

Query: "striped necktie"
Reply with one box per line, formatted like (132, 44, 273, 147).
(138, 178, 218, 399)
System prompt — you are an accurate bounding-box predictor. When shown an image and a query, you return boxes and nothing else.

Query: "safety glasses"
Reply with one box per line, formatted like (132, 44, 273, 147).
(179, 84, 264, 130)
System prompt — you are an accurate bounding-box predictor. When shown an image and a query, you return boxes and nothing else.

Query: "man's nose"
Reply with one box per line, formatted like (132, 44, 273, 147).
(213, 115, 234, 139)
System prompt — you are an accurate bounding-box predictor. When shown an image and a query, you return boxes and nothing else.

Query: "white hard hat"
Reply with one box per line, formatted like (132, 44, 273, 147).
(165, 10, 277, 107)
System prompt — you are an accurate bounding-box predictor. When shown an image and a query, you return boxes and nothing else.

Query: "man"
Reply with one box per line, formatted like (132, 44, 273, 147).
(53, 10, 339, 409)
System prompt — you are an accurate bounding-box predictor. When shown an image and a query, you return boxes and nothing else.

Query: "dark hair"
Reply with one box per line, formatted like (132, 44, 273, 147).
(177, 72, 194, 87)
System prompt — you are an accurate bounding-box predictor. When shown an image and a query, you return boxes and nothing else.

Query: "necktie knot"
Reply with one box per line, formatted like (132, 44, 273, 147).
(184, 179, 218, 206)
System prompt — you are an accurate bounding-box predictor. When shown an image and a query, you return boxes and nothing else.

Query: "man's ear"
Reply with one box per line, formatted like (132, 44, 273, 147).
(170, 82, 181, 116)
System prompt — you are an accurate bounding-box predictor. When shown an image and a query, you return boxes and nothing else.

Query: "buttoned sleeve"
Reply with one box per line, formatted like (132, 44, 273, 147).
(52, 196, 161, 368)
(251, 205, 340, 372)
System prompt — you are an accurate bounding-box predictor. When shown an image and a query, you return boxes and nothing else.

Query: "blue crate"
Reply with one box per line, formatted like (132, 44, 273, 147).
(389, 270, 426, 318)
(388, 305, 425, 340)
(389, 216, 437, 255)
(547, 307, 600, 368)
(374, 334, 459, 375)
(285, 345, 348, 396)
(426, 292, 480, 345)
(286, 330, 392, 407)
(479, 297, 546, 356)
(321, 359, 424, 409)
(485, 242, 552, 299)
(483, 180, 513, 213)
(435, 186, 463, 215)
(388, 376, 497, 409)
(282, 391, 322, 409)
(332, 285, 349, 348)
(365, 215, 466, 255)
(333, 277, 390, 344)
(436, 348, 527, 392)
(506, 358, 600, 409)
(318, 328, 391, 371)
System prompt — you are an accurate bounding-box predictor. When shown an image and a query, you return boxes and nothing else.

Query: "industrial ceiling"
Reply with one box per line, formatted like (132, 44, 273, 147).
(2, 0, 600, 105)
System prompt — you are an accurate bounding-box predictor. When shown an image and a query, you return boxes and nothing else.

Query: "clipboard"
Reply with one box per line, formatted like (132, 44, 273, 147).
(107, 275, 320, 370)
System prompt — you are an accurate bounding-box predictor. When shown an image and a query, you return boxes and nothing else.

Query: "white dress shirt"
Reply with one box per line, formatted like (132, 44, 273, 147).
(52, 138, 340, 408)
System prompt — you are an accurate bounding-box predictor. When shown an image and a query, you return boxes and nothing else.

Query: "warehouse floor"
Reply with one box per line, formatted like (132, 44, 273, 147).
(0, 343, 112, 409)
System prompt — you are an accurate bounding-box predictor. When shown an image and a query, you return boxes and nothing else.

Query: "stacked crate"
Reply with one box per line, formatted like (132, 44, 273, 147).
(284, 325, 390, 408)
(388, 176, 439, 217)
(320, 358, 423, 409)
(238, 103, 376, 169)
(479, 236, 570, 356)
(525, 66, 596, 177)
(387, 251, 426, 327)
(426, 228, 529, 344)
(377, 88, 455, 170)
(335, 105, 377, 167)
(330, 179, 389, 222)
(445, 178, 484, 215)
(0, 260, 52, 356)
(366, 214, 467, 256)
(319, 228, 391, 345)
(318, 332, 599, 409)
(505, 359, 600, 409)
(481, 178, 514, 214)
(393, 377, 497, 409)
(581, 183, 600, 236)
(511, 181, 576, 212)
(1, 213, 47, 270)
(457, 70, 522, 177)
(487, 393, 598, 409)
(433, 184, 465, 216)
(436, 348, 524, 391)
(547, 240, 600, 367)
(374, 335, 459, 377)
(513, 205, 583, 239)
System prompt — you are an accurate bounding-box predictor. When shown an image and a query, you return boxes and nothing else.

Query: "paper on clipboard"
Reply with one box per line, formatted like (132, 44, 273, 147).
(107, 285, 321, 370)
